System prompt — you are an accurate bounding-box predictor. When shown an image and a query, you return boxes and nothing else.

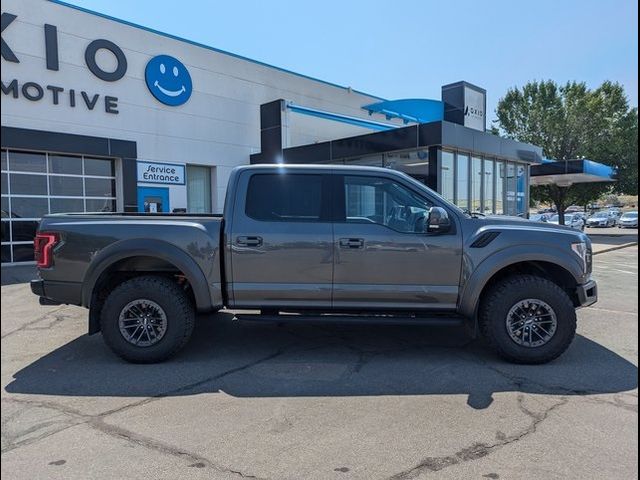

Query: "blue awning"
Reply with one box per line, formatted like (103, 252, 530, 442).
(287, 103, 397, 131)
(362, 99, 444, 124)
(530, 159, 616, 187)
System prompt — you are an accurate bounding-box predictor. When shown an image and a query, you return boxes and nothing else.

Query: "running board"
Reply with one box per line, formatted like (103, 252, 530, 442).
(233, 313, 465, 327)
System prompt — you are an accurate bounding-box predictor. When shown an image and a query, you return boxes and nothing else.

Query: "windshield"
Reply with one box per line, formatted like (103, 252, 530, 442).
(622, 212, 638, 218)
(592, 212, 608, 218)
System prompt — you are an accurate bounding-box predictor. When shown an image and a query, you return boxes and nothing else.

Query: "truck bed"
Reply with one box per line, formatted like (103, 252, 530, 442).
(35, 212, 225, 312)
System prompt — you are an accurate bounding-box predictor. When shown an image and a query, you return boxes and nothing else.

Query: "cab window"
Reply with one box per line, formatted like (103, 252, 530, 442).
(343, 176, 433, 233)
(246, 174, 323, 222)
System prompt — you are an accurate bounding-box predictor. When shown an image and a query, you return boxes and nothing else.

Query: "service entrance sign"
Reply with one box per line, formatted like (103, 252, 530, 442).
(137, 161, 185, 185)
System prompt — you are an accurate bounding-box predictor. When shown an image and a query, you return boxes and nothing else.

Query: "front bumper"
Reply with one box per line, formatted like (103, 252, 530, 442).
(576, 279, 598, 308)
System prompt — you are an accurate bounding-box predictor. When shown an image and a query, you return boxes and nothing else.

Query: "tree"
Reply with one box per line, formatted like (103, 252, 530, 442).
(495, 80, 638, 222)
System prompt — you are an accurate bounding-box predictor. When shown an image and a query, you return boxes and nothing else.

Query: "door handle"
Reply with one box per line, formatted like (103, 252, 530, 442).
(339, 238, 365, 249)
(236, 236, 263, 247)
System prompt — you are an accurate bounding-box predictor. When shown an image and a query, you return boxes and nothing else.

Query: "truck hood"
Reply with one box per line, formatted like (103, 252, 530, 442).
(474, 214, 581, 234)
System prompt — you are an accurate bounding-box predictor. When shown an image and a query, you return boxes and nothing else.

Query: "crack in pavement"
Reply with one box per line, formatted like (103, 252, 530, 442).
(386, 395, 569, 479)
(579, 394, 638, 413)
(2, 420, 82, 455)
(457, 349, 634, 400)
(87, 419, 268, 480)
(1, 346, 296, 479)
(1, 397, 267, 480)
(1, 306, 69, 340)
(584, 307, 637, 316)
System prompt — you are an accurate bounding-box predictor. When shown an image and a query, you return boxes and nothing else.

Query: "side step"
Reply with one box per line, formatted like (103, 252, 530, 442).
(233, 313, 465, 327)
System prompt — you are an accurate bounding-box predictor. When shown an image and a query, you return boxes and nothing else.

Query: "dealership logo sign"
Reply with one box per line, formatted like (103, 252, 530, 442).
(464, 105, 484, 119)
(1, 12, 193, 114)
(145, 55, 192, 106)
(463, 86, 486, 131)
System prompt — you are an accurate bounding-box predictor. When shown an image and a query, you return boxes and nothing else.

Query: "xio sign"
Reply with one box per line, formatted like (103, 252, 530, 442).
(1, 12, 123, 113)
(1, 12, 193, 114)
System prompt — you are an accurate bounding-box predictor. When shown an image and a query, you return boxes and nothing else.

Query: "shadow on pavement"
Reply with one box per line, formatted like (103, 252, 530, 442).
(5, 313, 638, 409)
(587, 230, 638, 247)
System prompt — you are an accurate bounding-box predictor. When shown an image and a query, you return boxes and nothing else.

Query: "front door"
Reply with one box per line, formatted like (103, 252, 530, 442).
(332, 174, 462, 310)
(138, 187, 170, 213)
(229, 171, 333, 309)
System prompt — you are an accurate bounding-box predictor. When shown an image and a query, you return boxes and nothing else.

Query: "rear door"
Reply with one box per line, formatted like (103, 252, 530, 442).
(228, 171, 334, 309)
(332, 173, 462, 310)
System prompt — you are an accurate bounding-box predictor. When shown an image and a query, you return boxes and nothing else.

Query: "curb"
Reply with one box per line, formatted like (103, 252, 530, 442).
(593, 242, 638, 255)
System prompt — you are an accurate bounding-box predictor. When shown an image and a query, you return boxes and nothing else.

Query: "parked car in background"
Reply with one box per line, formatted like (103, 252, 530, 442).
(565, 205, 584, 213)
(529, 213, 550, 222)
(586, 211, 616, 228)
(548, 213, 585, 230)
(608, 208, 623, 225)
(537, 208, 556, 214)
(618, 211, 638, 228)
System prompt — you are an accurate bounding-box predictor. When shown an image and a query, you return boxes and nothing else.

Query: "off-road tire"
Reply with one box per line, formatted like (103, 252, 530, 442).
(100, 275, 195, 363)
(479, 274, 576, 364)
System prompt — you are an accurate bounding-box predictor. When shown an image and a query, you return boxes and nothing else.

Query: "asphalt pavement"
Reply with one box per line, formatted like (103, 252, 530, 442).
(1, 246, 637, 479)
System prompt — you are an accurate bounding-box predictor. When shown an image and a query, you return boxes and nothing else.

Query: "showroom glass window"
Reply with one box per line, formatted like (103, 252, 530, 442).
(495, 160, 505, 214)
(385, 149, 430, 185)
(455, 153, 469, 210)
(505, 162, 518, 216)
(440, 150, 454, 203)
(1, 149, 116, 264)
(343, 154, 384, 167)
(483, 158, 495, 214)
(516, 164, 528, 216)
(471, 156, 482, 213)
(187, 165, 212, 213)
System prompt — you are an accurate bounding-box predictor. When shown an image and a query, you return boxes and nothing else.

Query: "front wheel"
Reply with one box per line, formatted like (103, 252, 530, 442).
(100, 275, 195, 363)
(479, 274, 577, 364)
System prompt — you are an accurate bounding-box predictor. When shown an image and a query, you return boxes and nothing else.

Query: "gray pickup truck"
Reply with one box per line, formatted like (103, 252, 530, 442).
(31, 165, 597, 364)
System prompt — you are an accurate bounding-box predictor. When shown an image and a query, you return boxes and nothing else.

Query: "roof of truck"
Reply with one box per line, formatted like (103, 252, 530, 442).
(233, 164, 392, 173)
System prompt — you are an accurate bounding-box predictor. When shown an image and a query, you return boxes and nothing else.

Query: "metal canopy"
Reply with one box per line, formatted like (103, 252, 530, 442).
(362, 99, 445, 124)
(530, 159, 615, 187)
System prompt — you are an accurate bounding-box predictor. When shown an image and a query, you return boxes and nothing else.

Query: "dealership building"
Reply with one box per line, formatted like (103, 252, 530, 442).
(2, 0, 614, 264)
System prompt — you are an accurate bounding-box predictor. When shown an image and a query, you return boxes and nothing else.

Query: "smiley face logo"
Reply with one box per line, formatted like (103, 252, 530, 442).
(145, 55, 192, 106)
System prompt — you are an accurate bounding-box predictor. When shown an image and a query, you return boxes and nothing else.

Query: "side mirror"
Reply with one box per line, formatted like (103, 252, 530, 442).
(426, 207, 451, 233)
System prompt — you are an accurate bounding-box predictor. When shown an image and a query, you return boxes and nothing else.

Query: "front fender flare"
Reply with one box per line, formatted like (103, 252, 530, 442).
(458, 244, 584, 318)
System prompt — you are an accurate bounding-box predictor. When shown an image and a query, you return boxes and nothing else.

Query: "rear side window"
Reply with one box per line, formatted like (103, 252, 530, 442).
(246, 174, 323, 222)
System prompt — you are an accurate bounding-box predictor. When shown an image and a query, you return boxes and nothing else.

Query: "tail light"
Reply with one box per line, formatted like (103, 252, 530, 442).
(34, 232, 59, 268)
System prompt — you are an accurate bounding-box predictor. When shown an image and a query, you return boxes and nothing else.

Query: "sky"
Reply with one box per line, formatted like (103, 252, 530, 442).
(65, 0, 638, 126)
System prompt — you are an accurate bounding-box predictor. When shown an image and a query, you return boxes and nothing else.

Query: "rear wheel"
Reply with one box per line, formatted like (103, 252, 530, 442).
(479, 274, 576, 364)
(100, 275, 195, 363)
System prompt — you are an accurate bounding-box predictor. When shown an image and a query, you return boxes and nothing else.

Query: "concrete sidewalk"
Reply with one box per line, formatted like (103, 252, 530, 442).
(587, 228, 638, 254)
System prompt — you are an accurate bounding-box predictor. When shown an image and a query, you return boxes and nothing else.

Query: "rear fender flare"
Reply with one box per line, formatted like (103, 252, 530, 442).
(82, 238, 213, 312)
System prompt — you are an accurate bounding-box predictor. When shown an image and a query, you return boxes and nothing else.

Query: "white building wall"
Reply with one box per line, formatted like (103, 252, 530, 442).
(1, 0, 402, 212)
